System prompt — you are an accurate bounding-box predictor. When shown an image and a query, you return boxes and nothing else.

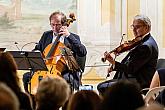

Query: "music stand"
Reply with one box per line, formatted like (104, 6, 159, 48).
(8, 51, 48, 93)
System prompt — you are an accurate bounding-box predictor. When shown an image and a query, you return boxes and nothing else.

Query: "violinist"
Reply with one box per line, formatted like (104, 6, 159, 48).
(97, 15, 158, 95)
(23, 11, 87, 93)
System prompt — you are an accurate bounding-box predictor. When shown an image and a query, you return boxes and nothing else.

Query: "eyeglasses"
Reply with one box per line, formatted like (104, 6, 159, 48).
(130, 24, 145, 29)
(50, 23, 62, 27)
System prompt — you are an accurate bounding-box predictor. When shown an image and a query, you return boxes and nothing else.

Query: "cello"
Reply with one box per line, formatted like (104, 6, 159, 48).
(30, 13, 80, 94)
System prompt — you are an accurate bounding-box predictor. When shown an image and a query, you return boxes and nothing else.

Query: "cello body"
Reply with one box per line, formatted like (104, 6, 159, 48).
(30, 42, 67, 94)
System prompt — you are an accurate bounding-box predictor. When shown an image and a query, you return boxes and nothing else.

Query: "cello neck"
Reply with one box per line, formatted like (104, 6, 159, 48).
(46, 35, 61, 58)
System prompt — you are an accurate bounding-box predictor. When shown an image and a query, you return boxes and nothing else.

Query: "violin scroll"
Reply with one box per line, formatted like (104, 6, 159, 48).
(101, 57, 106, 62)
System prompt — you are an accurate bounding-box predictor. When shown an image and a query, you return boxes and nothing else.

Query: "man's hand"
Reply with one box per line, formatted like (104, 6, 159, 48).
(104, 51, 115, 65)
(107, 66, 113, 73)
(59, 26, 70, 37)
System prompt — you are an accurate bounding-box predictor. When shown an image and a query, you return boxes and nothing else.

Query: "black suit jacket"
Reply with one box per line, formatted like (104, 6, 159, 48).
(34, 30, 87, 89)
(113, 33, 158, 89)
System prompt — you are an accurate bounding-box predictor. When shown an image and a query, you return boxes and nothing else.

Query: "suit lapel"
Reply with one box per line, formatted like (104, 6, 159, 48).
(64, 37, 72, 48)
(47, 32, 53, 44)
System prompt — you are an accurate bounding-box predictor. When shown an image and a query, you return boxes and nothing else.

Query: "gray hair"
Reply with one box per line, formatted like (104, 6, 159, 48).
(134, 15, 151, 28)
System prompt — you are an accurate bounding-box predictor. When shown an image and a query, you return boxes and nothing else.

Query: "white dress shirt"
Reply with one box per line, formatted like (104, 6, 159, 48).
(52, 33, 65, 43)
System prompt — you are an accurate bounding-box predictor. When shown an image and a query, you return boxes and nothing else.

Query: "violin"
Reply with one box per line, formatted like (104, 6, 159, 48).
(101, 36, 142, 62)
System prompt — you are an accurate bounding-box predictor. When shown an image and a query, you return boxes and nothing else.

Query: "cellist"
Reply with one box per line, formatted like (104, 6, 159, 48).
(23, 11, 87, 93)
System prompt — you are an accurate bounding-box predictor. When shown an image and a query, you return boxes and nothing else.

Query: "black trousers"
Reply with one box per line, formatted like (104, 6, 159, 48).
(97, 77, 138, 95)
(22, 72, 32, 93)
(97, 79, 118, 95)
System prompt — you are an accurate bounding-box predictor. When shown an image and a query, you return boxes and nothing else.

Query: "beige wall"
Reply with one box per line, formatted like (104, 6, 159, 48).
(127, 0, 140, 39)
(101, 0, 115, 26)
(163, 0, 165, 47)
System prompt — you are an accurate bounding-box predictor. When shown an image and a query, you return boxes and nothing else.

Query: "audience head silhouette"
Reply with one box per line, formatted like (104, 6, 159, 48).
(0, 82, 19, 110)
(0, 52, 20, 93)
(36, 77, 71, 110)
(0, 52, 33, 110)
(67, 90, 102, 110)
(102, 80, 145, 110)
